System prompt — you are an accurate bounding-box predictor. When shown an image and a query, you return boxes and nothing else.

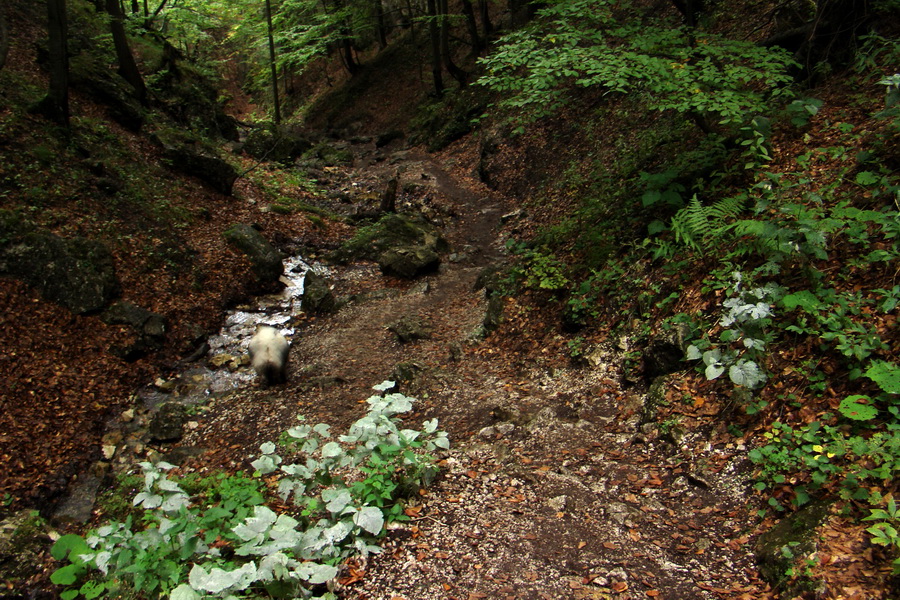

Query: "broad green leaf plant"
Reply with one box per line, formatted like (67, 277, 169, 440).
(51, 383, 448, 600)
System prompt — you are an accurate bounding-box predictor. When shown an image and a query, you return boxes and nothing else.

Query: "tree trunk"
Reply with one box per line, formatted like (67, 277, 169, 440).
(105, 0, 148, 105)
(379, 171, 399, 214)
(36, 0, 70, 126)
(478, 0, 492, 37)
(374, 0, 388, 50)
(0, 5, 9, 73)
(264, 0, 282, 123)
(439, 0, 467, 85)
(426, 0, 443, 96)
(460, 0, 481, 57)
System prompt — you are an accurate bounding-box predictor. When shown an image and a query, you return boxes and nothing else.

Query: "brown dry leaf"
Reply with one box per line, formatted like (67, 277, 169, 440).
(612, 581, 628, 593)
(602, 541, 619, 550)
(577, 541, 587, 549)
(525, 572, 539, 581)
(646, 591, 660, 597)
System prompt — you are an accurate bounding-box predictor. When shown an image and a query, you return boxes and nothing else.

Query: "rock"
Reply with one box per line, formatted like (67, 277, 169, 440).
(642, 323, 691, 379)
(329, 213, 448, 264)
(547, 495, 568, 512)
(148, 402, 189, 442)
(243, 125, 312, 163)
(378, 246, 440, 279)
(51, 462, 109, 524)
(0, 510, 52, 584)
(223, 224, 284, 285)
(388, 316, 433, 343)
(0, 231, 119, 314)
(160, 140, 238, 195)
(755, 498, 832, 594)
(482, 295, 504, 334)
(391, 361, 423, 382)
(101, 301, 168, 360)
(301, 270, 337, 314)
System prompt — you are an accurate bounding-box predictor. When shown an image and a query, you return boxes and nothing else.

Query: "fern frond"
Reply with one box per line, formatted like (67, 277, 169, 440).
(670, 194, 747, 254)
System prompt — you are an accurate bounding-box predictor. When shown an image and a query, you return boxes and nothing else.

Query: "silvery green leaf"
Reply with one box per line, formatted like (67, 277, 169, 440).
(189, 563, 257, 594)
(296, 562, 338, 584)
(372, 380, 396, 392)
(743, 337, 766, 349)
(251, 454, 280, 474)
(233, 506, 276, 542)
(399, 429, 420, 442)
(161, 492, 190, 513)
(156, 461, 177, 471)
(321, 441, 342, 459)
(133, 491, 162, 509)
(685, 345, 702, 360)
(170, 584, 200, 600)
(322, 488, 352, 513)
(353, 506, 385, 535)
(705, 364, 725, 380)
(156, 478, 185, 493)
(301, 438, 319, 454)
(93, 550, 111, 574)
(260, 441, 277, 455)
(749, 302, 771, 319)
(701, 349, 721, 366)
(287, 425, 312, 439)
(433, 434, 450, 449)
(422, 419, 439, 434)
(729, 360, 767, 389)
(313, 423, 331, 437)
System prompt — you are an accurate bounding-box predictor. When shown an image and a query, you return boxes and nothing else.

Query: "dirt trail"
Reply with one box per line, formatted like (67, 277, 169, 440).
(179, 149, 767, 600)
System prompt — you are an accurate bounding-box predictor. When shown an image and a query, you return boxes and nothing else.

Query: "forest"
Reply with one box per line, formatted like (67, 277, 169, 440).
(0, 0, 898, 598)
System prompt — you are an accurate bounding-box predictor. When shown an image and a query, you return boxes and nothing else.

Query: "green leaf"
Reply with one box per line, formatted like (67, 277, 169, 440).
(866, 361, 900, 394)
(51, 534, 90, 561)
(50, 564, 81, 586)
(839, 395, 878, 421)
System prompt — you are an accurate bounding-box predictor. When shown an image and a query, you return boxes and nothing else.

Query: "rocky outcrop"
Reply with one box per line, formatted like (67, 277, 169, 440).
(378, 246, 440, 279)
(330, 213, 448, 279)
(242, 125, 312, 163)
(301, 270, 337, 314)
(162, 143, 238, 195)
(101, 301, 167, 361)
(0, 231, 119, 314)
(223, 224, 283, 285)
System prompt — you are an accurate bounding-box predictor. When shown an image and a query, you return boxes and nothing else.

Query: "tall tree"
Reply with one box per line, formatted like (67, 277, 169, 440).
(0, 3, 9, 72)
(439, 0, 467, 84)
(105, 0, 148, 105)
(460, 0, 482, 57)
(426, 0, 443, 96)
(264, 0, 282, 123)
(35, 0, 70, 126)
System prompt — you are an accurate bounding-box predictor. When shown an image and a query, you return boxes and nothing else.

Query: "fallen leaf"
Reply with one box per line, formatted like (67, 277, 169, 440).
(612, 581, 628, 592)
(603, 541, 619, 550)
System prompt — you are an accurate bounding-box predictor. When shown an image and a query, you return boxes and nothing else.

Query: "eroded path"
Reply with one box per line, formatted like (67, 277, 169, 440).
(178, 147, 767, 600)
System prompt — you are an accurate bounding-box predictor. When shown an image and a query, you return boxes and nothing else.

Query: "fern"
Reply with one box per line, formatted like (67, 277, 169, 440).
(670, 194, 746, 253)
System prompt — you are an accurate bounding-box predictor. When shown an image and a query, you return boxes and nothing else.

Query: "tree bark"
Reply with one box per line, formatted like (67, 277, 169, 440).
(264, 0, 282, 123)
(478, 0, 492, 37)
(460, 0, 482, 57)
(374, 0, 388, 50)
(439, 0, 467, 85)
(36, 0, 70, 126)
(105, 0, 148, 105)
(426, 0, 443, 96)
(0, 5, 9, 73)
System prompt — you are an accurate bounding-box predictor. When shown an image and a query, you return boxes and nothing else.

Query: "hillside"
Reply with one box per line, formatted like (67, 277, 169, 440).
(1, 0, 899, 599)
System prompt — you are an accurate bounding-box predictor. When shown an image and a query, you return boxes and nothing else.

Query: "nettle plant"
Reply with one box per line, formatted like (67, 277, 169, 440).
(51, 382, 449, 600)
(687, 272, 781, 396)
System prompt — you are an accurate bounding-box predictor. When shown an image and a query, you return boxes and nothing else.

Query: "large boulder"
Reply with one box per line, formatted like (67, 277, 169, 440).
(0, 231, 119, 314)
(378, 246, 440, 279)
(223, 224, 284, 285)
(301, 270, 337, 314)
(101, 301, 168, 360)
(329, 213, 448, 265)
(243, 125, 312, 163)
(162, 143, 238, 195)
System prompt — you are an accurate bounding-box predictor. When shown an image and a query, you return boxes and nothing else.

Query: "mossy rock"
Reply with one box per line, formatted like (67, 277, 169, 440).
(329, 213, 448, 264)
(244, 125, 312, 163)
(754, 499, 832, 596)
(223, 224, 284, 285)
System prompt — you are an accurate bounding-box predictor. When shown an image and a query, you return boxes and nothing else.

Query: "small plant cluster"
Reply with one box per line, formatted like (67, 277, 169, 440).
(749, 420, 900, 510)
(51, 383, 448, 600)
(686, 271, 779, 394)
